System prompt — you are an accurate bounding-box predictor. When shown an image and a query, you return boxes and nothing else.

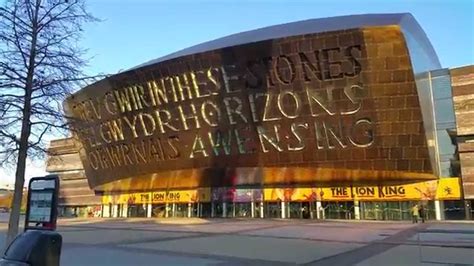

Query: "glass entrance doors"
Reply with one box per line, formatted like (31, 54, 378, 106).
(200, 203, 212, 218)
(322, 201, 354, 219)
(211, 202, 259, 218)
(174, 203, 188, 217)
(128, 204, 147, 217)
(265, 202, 281, 218)
(151, 204, 166, 217)
(288, 202, 312, 219)
(289, 202, 300, 218)
(235, 202, 252, 217)
(212, 202, 223, 217)
(225, 202, 234, 218)
(360, 201, 435, 221)
(190, 203, 198, 217)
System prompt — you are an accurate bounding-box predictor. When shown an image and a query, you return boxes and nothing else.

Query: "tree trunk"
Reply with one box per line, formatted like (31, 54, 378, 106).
(4, 78, 33, 248)
(4, 130, 29, 247)
(4, 1, 39, 248)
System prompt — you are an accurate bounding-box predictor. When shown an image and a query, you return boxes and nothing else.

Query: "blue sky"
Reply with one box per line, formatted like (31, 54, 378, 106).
(81, 0, 473, 76)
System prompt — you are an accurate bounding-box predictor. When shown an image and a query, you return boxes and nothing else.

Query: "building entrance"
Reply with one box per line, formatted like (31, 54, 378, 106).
(151, 204, 166, 217)
(360, 201, 435, 221)
(212, 202, 223, 217)
(224, 202, 234, 217)
(128, 204, 147, 217)
(235, 202, 252, 217)
(265, 202, 281, 218)
(174, 203, 188, 217)
(200, 203, 212, 217)
(288, 202, 311, 219)
(322, 201, 354, 219)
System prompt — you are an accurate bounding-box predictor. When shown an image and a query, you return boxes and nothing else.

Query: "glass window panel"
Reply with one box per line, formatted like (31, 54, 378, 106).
(434, 98, 455, 124)
(225, 202, 234, 218)
(289, 202, 301, 219)
(152, 204, 166, 217)
(213, 203, 223, 217)
(200, 203, 212, 218)
(175, 203, 188, 217)
(440, 161, 452, 177)
(265, 202, 281, 218)
(437, 129, 456, 156)
(235, 203, 251, 217)
(431, 73, 452, 100)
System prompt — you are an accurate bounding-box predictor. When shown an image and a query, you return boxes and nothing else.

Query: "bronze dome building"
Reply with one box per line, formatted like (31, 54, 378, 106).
(47, 13, 472, 220)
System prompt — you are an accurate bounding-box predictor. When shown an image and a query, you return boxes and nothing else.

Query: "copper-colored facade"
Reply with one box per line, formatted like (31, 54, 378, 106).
(63, 14, 446, 193)
(451, 65, 474, 199)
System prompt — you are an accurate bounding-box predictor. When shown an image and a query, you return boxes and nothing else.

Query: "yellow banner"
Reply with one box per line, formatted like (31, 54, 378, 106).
(152, 192, 166, 203)
(165, 188, 211, 203)
(125, 192, 151, 204)
(101, 179, 461, 204)
(264, 188, 319, 201)
(436, 178, 461, 200)
(103, 188, 212, 204)
(318, 178, 461, 201)
(166, 190, 197, 203)
(102, 194, 129, 204)
(102, 193, 151, 204)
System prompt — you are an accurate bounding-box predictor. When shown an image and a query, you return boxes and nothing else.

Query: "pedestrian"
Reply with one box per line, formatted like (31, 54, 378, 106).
(419, 205, 425, 223)
(411, 204, 419, 223)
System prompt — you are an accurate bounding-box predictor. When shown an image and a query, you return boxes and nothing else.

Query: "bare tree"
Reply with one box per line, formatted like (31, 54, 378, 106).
(0, 0, 96, 246)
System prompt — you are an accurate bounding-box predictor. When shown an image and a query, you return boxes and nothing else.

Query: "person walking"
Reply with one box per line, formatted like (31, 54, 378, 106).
(411, 204, 419, 223)
(419, 205, 425, 223)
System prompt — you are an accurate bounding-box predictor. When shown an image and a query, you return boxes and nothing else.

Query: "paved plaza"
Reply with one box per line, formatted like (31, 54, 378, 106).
(0, 216, 473, 265)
